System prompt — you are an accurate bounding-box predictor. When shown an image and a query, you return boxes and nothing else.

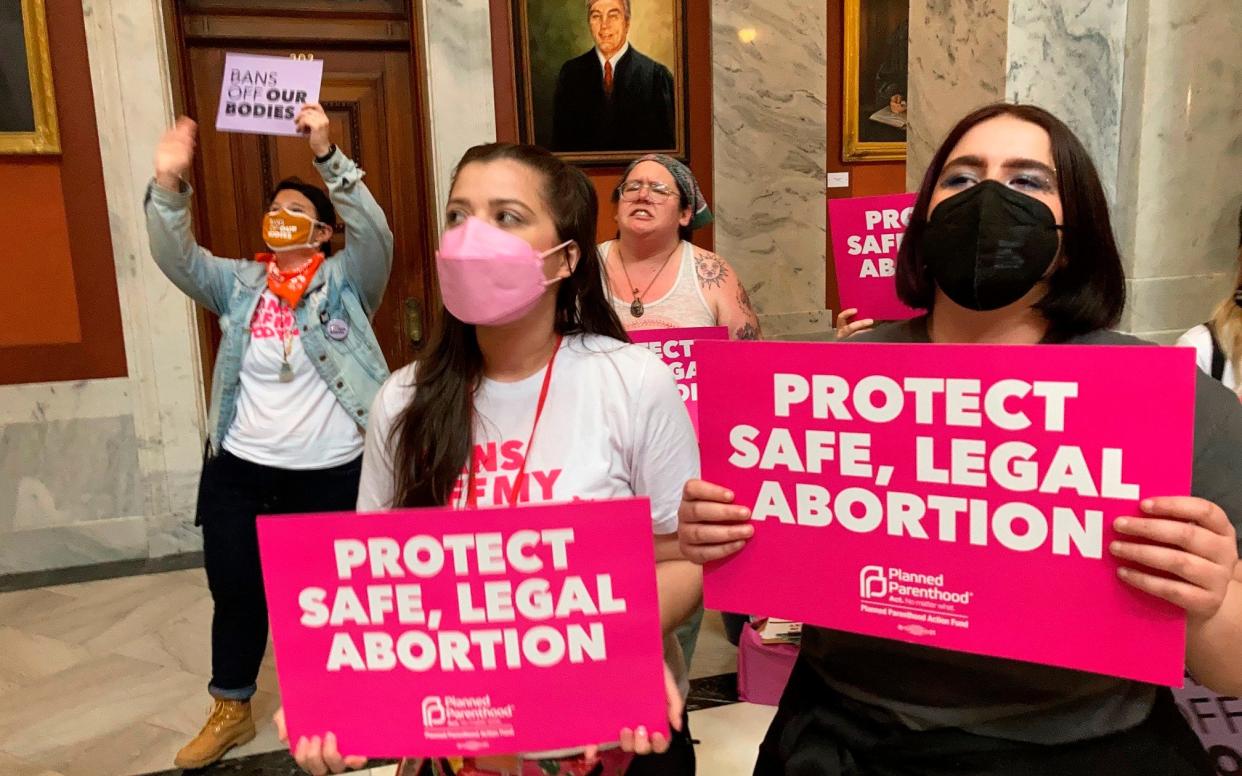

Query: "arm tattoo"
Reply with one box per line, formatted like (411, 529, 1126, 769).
(694, 251, 729, 290)
(736, 282, 761, 339)
(737, 283, 756, 314)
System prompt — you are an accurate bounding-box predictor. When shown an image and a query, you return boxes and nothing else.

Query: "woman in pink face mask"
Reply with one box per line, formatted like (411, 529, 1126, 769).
(276, 143, 702, 776)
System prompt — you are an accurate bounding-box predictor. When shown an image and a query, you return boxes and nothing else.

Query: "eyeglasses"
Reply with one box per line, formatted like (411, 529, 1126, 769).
(618, 180, 676, 203)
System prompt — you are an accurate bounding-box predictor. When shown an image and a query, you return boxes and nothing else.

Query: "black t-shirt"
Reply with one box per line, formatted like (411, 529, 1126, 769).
(800, 317, 1242, 744)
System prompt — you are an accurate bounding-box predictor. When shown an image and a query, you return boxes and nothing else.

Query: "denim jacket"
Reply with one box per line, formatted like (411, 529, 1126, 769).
(144, 148, 394, 453)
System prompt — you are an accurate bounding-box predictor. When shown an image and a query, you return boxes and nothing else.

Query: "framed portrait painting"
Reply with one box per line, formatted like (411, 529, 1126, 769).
(0, 0, 60, 154)
(513, 0, 687, 165)
(843, 0, 907, 162)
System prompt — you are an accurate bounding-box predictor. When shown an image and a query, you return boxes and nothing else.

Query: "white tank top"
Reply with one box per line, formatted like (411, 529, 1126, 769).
(599, 240, 717, 331)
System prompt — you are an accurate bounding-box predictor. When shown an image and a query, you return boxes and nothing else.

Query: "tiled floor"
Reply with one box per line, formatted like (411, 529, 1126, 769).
(0, 568, 770, 775)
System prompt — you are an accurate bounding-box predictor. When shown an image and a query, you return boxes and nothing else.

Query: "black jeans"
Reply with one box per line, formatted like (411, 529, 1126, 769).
(754, 658, 1213, 776)
(198, 449, 362, 699)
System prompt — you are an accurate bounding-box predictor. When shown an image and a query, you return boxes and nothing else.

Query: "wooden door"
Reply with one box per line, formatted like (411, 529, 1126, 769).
(169, 1, 435, 374)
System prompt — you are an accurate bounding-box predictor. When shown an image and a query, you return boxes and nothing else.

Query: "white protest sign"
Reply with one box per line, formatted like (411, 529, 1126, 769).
(215, 53, 324, 137)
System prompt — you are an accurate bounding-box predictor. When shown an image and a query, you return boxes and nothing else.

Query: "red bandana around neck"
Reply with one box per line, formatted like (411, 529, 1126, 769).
(257, 252, 325, 309)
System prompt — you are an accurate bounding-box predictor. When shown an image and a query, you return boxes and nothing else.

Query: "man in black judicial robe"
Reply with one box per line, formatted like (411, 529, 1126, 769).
(552, 0, 676, 152)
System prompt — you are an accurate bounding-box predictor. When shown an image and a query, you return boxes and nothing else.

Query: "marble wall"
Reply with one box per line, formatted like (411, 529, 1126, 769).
(1114, 0, 1242, 341)
(421, 0, 497, 221)
(0, 0, 205, 575)
(711, 0, 834, 339)
(906, 0, 1007, 190)
(1005, 0, 1127, 203)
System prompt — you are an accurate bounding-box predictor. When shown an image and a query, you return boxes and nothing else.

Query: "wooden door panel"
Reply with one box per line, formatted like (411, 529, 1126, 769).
(183, 40, 432, 371)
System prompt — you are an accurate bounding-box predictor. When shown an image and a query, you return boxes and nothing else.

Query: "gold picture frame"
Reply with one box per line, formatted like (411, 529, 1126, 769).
(512, 0, 688, 166)
(0, 0, 61, 154)
(842, 0, 907, 162)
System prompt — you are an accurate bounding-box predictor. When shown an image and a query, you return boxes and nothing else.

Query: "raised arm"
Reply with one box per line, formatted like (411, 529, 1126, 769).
(144, 117, 238, 315)
(299, 103, 395, 318)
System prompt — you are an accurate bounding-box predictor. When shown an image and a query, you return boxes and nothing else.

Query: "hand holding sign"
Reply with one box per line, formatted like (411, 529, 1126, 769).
(276, 664, 684, 773)
(1111, 496, 1239, 621)
(296, 103, 333, 158)
(216, 53, 324, 137)
(693, 339, 1201, 685)
(835, 308, 876, 340)
(678, 479, 754, 564)
(260, 500, 669, 759)
(618, 662, 684, 755)
(274, 711, 367, 776)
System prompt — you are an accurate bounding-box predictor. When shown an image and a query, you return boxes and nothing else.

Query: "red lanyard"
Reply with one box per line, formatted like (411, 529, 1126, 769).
(464, 335, 563, 508)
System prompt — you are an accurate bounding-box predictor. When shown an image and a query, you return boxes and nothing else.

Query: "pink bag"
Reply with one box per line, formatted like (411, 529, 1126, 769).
(737, 622, 799, 706)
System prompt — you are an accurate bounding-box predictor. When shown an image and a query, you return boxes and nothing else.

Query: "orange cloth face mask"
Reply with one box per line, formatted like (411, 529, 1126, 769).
(262, 208, 322, 252)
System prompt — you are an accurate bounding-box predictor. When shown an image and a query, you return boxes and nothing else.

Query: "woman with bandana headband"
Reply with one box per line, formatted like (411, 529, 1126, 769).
(678, 104, 1242, 775)
(144, 104, 394, 770)
(1177, 204, 1242, 399)
(602, 155, 762, 666)
(602, 155, 762, 342)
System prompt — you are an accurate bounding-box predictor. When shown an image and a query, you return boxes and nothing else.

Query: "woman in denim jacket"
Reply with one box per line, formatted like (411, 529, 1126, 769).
(144, 104, 393, 770)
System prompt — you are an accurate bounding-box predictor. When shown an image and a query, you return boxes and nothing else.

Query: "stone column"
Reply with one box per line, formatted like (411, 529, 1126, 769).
(712, 0, 834, 339)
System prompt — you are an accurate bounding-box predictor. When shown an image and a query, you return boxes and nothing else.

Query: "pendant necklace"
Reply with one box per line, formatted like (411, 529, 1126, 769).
(279, 330, 295, 383)
(618, 243, 677, 318)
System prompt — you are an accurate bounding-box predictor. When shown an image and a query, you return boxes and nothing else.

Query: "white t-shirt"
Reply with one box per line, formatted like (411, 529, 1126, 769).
(359, 333, 698, 523)
(1176, 323, 1239, 393)
(223, 291, 364, 469)
(358, 333, 701, 707)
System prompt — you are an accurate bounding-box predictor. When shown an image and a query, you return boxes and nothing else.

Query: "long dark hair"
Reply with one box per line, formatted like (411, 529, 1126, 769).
(391, 143, 628, 508)
(895, 103, 1126, 341)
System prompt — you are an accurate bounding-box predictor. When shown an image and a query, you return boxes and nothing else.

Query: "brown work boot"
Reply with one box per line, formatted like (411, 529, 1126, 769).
(173, 698, 256, 769)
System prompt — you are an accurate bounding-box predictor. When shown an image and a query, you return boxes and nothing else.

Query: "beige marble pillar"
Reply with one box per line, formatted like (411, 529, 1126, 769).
(1112, 0, 1242, 340)
(421, 0, 498, 221)
(906, 0, 1007, 191)
(711, 0, 834, 339)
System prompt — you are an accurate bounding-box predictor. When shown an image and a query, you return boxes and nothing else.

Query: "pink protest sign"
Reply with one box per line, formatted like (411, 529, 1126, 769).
(629, 326, 729, 436)
(696, 340, 1196, 686)
(215, 53, 323, 136)
(257, 498, 668, 757)
(828, 193, 920, 321)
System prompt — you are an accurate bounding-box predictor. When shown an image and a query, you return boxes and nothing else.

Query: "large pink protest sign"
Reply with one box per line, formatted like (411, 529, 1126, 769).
(828, 193, 920, 321)
(215, 53, 323, 136)
(696, 340, 1196, 686)
(629, 326, 729, 436)
(257, 499, 667, 757)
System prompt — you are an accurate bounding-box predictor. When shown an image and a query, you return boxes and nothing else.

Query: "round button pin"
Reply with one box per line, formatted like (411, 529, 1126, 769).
(327, 318, 349, 341)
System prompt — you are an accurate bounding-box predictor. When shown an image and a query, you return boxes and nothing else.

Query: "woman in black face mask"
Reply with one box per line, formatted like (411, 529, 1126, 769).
(677, 103, 1242, 775)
